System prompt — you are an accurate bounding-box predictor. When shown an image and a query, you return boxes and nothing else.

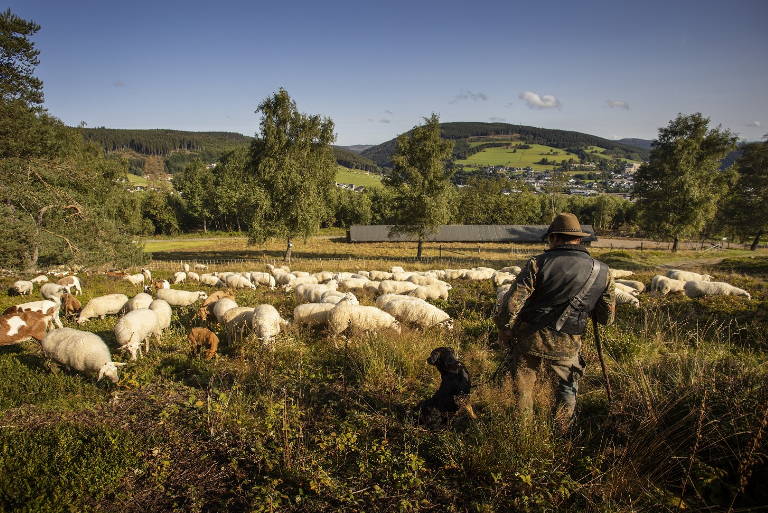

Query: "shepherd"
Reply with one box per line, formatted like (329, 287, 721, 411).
(494, 212, 616, 434)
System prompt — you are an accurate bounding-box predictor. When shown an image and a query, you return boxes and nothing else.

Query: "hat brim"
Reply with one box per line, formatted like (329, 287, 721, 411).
(542, 229, 591, 241)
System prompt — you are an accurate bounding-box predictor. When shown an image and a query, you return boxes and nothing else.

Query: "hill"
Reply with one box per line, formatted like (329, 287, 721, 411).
(361, 122, 649, 169)
(617, 138, 653, 150)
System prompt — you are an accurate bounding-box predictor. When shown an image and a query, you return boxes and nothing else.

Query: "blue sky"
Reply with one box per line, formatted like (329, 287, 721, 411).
(7, 0, 768, 146)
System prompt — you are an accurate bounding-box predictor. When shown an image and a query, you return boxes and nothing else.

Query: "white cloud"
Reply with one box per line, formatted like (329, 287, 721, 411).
(489, 116, 506, 123)
(449, 90, 489, 104)
(747, 121, 762, 128)
(606, 100, 630, 110)
(519, 91, 561, 110)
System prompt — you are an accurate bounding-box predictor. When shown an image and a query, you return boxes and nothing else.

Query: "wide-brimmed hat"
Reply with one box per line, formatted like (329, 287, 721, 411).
(543, 213, 591, 240)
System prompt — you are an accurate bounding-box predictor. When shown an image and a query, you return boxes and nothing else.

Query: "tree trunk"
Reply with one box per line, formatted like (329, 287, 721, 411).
(284, 237, 293, 263)
(417, 238, 423, 260)
(203, 218, 207, 234)
(672, 235, 679, 252)
(751, 230, 763, 251)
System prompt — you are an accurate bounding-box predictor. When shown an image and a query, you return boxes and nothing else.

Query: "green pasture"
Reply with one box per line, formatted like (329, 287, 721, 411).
(335, 167, 382, 188)
(456, 143, 576, 171)
(124, 173, 148, 186)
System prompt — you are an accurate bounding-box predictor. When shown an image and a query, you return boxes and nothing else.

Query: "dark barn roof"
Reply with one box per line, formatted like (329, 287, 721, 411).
(348, 225, 597, 243)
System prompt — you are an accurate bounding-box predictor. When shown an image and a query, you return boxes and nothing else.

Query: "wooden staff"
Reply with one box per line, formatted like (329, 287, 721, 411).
(592, 314, 613, 404)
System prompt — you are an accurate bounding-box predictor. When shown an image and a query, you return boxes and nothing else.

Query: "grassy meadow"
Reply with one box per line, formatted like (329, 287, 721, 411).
(1, 239, 767, 511)
(335, 167, 382, 189)
(456, 143, 641, 172)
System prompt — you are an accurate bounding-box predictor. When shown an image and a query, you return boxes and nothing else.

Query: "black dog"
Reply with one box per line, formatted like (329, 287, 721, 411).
(416, 347, 475, 427)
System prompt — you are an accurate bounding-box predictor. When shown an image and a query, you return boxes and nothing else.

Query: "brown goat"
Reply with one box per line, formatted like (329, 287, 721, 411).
(187, 327, 219, 360)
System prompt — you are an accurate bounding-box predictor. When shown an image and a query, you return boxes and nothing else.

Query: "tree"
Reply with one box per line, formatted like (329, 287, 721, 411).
(634, 113, 738, 251)
(176, 158, 214, 233)
(385, 114, 455, 259)
(1, 8, 43, 106)
(723, 137, 768, 250)
(246, 88, 336, 262)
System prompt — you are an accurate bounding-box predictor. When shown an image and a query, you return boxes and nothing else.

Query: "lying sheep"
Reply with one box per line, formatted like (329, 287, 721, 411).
(328, 298, 400, 337)
(408, 282, 450, 301)
(127, 292, 154, 311)
(41, 328, 126, 383)
(250, 304, 289, 343)
(610, 269, 634, 278)
(683, 281, 751, 300)
(77, 294, 129, 324)
(114, 308, 161, 359)
(616, 279, 645, 294)
(378, 296, 453, 329)
(369, 270, 393, 281)
(667, 270, 712, 282)
(13, 280, 34, 295)
(293, 303, 335, 327)
(651, 275, 686, 295)
(3, 299, 63, 329)
(155, 289, 208, 307)
(149, 299, 173, 330)
(0, 310, 50, 345)
(615, 289, 640, 308)
(615, 282, 640, 297)
(123, 273, 145, 287)
(40, 283, 70, 303)
(188, 327, 219, 360)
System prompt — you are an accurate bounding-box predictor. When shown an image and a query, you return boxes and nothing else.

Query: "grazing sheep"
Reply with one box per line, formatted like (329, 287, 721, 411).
(202, 291, 235, 308)
(492, 272, 517, 287)
(77, 294, 130, 324)
(40, 283, 70, 303)
(173, 271, 187, 284)
(390, 266, 405, 274)
(149, 299, 173, 330)
(328, 298, 400, 337)
(41, 328, 125, 383)
(294, 282, 337, 304)
(3, 299, 62, 329)
(615, 282, 640, 297)
(369, 270, 393, 281)
(408, 282, 450, 301)
(187, 271, 200, 283)
(378, 296, 453, 329)
(293, 303, 335, 327)
(12, 280, 34, 295)
(616, 279, 645, 294)
(225, 274, 256, 290)
(200, 274, 226, 287)
(462, 269, 495, 281)
(320, 290, 359, 305)
(30, 275, 48, 285)
(194, 263, 208, 271)
(188, 327, 219, 359)
(312, 271, 335, 283)
(222, 307, 256, 342)
(274, 273, 296, 286)
(338, 277, 369, 293)
(0, 310, 50, 345)
(250, 304, 289, 343)
(651, 275, 686, 295)
(250, 272, 277, 289)
(363, 281, 381, 294)
(615, 289, 640, 308)
(123, 273, 145, 287)
(667, 270, 712, 282)
(213, 298, 238, 324)
(155, 289, 208, 307)
(683, 281, 751, 300)
(392, 271, 418, 282)
(283, 275, 317, 291)
(406, 275, 440, 287)
(266, 264, 290, 274)
(378, 280, 420, 295)
(192, 292, 235, 324)
(151, 279, 171, 290)
(610, 269, 634, 278)
(443, 269, 466, 281)
(182, 263, 190, 273)
(114, 308, 161, 359)
(127, 292, 154, 311)
(499, 266, 522, 275)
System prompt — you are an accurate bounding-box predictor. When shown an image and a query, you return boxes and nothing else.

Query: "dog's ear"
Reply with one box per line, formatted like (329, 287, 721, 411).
(426, 347, 443, 365)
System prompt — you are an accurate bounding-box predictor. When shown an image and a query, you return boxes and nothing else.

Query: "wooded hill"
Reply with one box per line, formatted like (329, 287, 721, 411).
(362, 122, 650, 169)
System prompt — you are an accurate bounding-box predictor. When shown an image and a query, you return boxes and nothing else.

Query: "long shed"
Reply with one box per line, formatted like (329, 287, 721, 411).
(348, 225, 597, 243)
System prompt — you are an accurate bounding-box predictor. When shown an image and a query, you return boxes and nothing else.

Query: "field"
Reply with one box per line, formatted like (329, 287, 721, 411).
(456, 143, 641, 172)
(335, 167, 382, 189)
(1, 239, 767, 511)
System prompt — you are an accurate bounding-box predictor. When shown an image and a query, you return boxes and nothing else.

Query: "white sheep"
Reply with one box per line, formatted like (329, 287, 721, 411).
(500, 266, 522, 274)
(615, 289, 640, 308)
(155, 289, 208, 307)
(390, 266, 405, 274)
(77, 294, 130, 324)
(683, 281, 751, 300)
(283, 275, 317, 292)
(187, 271, 200, 283)
(182, 263, 190, 273)
(293, 303, 335, 327)
(226, 274, 256, 290)
(462, 269, 495, 281)
(615, 279, 645, 294)
(610, 269, 634, 278)
(369, 270, 393, 281)
(338, 277, 370, 293)
(294, 282, 337, 304)
(173, 271, 187, 284)
(250, 304, 289, 343)
(149, 299, 172, 330)
(615, 282, 640, 297)
(651, 275, 686, 295)
(274, 272, 297, 286)
(363, 281, 381, 294)
(200, 274, 226, 287)
(41, 328, 126, 383)
(408, 282, 450, 301)
(328, 298, 400, 337)
(123, 273, 145, 287)
(57, 276, 82, 295)
(492, 272, 517, 287)
(194, 263, 208, 271)
(312, 271, 335, 283)
(320, 291, 359, 305)
(378, 280, 419, 295)
(250, 272, 277, 289)
(666, 270, 712, 282)
(114, 308, 161, 359)
(443, 269, 466, 280)
(30, 275, 48, 285)
(378, 296, 453, 329)
(13, 280, 33, 295)
(222, 307, 256, 342)
(392, 271, 418, 281)
(127, 292, 154, 311)
(40, 283, 70, 303)
(213, 298, 238, 324)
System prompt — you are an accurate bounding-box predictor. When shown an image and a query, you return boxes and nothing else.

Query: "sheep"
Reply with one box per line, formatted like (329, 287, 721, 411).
(374, 293, 422, 309)
(294, 282, 338, 304)
(30, 275, 48, 285)
(266, 264, 290, 274)
(222, 307, 256, 342)
(651, 275, 687, 295)
(339, 277, 370, 293)
(369, 270, 393, 281)
(182, 263, 190, 273)
(188, 327, 219, 359)
(141, 268, 152, 282)
(12, 280, 34, 295)
(192, 291, 235, 324)
(41, 328, 126, 383)
(390, 266, 405, 274)
(500, 266, 522, 275)
(274, 273, 297, 286)
(378, 296, 453, 329)
(187, 271, 200, 283)
(250, 272, 276, 289)
(77, 294, 130, 324)
(666, 270, 712, 282)
(200, 274, 226, 287)
(4, 299, 63, 329)
(492, 272, 517, 287)
(392, 271, 418, 281)
(250, 304, 289, 343)
(202, 290, 235, 308)
(610, 269, 635, 278)
(683, 281, 751, 300)
(127, 292, 154, 311)
(616, 279, 645, 294)
(283, 275, 317, 291)
(152, 279, 171, 290)
(149, 299, 173, 331)
(320, 290, 359, 305)
(462, 269, 495, 281)
(408, 282, 450, 301)
(378, 280, 419, 295)
(123, 273, 145, 287)
(328, 298, 400, 337)
(40, 283, 70, 303)
(226, 274, 256, 290)
(615, 282, 640, 297)
(443, 269, 466, 280)
(114, 308, 161, 359)
(173, 271, 187, 284)
(0, 310, 50, 345)
(312, 271, 335, 283)
(363, 281, 381, 294)
(155, 289, 208, 307)
(213, 298, 239, 324)
(615, 289, 640, 308)
(293, 303, 335, 327)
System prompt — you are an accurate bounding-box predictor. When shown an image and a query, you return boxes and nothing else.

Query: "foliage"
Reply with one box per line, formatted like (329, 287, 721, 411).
(332, 146, 380, 173)
(385, 114, 456, 257)
(720, 138, 768, 249)
(0, 8, 43, 106)
(634, 113, 738, 250)
(175, 158, 215, 233)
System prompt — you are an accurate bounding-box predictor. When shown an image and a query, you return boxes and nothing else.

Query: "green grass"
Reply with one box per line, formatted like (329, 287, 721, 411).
(0, 247, 766, 511)
(457, 143, 641, 172)
(335, 167, 382, 188)
(125, 173, 148, 185)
